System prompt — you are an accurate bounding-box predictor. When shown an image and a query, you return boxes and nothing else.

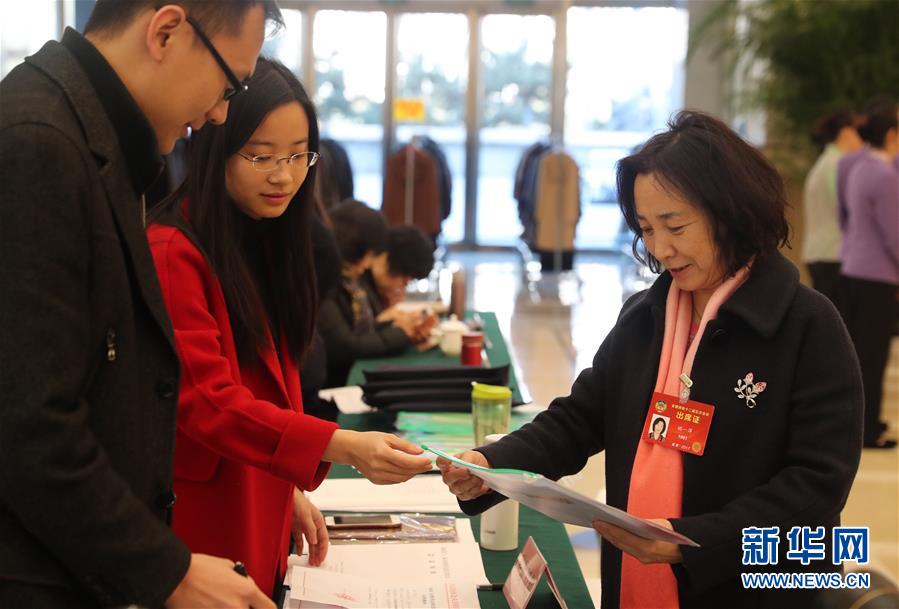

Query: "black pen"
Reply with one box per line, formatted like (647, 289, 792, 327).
(233, 561, 248, 577)
(477, 583, 504, 591)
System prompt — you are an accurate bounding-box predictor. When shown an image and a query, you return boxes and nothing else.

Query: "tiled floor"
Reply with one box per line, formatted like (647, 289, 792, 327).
(448, 250, 899, 607)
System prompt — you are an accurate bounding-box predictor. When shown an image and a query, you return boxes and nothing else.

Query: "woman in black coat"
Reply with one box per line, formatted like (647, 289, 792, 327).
(438, 111, 863, 609)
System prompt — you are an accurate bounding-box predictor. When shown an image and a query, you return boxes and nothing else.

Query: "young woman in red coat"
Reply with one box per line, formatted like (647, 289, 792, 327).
(147, 58, 431, 596)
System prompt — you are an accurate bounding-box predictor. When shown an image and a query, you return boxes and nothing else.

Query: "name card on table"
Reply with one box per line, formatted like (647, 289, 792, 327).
(503, 537, 568, 609)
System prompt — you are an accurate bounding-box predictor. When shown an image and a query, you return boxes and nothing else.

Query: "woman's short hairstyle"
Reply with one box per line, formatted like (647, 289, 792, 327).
(386, 225, 435, 279)
(810, 109, 858, 149)
(330, 199, 388, 265)
(617, 111, 790, 277)
(857, 95, 898, 148)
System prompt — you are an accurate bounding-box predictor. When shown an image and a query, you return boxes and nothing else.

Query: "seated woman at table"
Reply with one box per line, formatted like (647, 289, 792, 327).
(438, 111, 863, 609)
(147, 58, 432, 596)
(318, 199, 432, 387)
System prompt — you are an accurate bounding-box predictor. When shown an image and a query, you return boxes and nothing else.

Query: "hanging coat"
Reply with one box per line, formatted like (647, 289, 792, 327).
(534, 151, 581, 251)
(420, 136, 453, 221)
(382, 145, 442, 237)
(514, 142, 551, 241)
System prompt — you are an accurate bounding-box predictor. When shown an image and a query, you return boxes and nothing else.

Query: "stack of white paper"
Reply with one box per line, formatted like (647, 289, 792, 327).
(317, 386, 372, 414)
(310, 476, 462, 514)
(285, 543, 488, 609)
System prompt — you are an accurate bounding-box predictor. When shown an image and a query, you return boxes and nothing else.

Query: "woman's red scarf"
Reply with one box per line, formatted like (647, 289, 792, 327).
(620, 267, 749, 609)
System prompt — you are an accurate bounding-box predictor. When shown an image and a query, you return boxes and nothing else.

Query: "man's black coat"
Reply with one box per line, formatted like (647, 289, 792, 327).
(0, 40, 190, 607)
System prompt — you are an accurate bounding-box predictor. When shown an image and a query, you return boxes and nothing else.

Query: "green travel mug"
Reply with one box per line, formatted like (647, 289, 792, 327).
(471, 382, 512, 446)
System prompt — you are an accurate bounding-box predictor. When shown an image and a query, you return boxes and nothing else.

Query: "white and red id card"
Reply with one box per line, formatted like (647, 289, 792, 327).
(503, 537, 568, 609)
(642, 391, 715, 456)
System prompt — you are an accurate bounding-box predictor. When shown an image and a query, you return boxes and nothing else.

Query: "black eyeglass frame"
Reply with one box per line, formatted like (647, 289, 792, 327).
(185, 15, 248, 101)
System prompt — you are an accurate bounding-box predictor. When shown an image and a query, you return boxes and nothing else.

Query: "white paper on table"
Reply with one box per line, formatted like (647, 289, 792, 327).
(287, 542, 489, 585)
(455, 518, 475, 544)
(311, 476, 462, 513)
(289, 568, 480, 609)
(317, 386, 372, 414)
(286, 598, 341, 609)
(425, 446, 699, 547)
(282, 519, 479, 594)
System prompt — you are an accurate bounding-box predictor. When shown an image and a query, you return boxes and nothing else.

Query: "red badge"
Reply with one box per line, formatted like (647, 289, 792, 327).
(642, 391, 715, 456)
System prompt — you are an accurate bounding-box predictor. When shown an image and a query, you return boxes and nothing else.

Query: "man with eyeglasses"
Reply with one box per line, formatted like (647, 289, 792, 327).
(0, 2, 282, 608)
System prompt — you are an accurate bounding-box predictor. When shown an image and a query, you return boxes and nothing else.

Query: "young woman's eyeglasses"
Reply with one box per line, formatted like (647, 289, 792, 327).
(185, 15, 248, 102)
(237, 152, 320, 173)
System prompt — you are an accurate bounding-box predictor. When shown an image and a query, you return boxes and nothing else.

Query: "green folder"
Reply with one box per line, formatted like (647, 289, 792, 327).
(421, 443, 540, 478)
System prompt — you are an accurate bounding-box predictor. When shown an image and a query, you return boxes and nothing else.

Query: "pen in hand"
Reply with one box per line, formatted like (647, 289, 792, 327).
(233, 561, 248, 577)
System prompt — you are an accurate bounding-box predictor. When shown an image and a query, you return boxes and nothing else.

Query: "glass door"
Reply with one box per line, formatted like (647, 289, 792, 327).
(476, 13, 554, 246)
(1, 1, 58, 78)
(393, 12, 469, 242)
(313, 10, 388, 209)
(263, 8, 303, 76)
(565, 6, 688, 249)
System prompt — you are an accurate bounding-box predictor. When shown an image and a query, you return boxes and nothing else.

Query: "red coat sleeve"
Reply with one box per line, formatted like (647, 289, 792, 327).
(149, 226, 337, 491)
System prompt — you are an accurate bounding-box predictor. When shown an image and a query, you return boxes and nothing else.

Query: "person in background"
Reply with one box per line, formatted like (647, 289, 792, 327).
(0, 1, 279, 607)
(837, 95, 899, 450)
(318, 200, 431, 387)
(438, 111, 862, 609)
(363, 224, 436, 316)
(802, 109, 863, 302)
(147, 59, 432, 596)
(836, 97, 899, 229)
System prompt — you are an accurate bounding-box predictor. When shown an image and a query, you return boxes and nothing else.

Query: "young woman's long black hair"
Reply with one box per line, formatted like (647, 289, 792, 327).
(151, 58, 320, 366)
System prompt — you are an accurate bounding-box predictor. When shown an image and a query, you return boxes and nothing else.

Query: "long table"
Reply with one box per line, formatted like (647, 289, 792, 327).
(334, 313, 592, 607)
(327, 448, 594, 609)
(345, 311, 528, 405)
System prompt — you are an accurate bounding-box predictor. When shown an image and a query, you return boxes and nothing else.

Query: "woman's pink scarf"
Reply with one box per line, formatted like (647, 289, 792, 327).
(619, 267, 749, 609)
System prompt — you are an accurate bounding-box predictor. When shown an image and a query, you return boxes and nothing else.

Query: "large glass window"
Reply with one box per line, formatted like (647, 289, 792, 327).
(566, 6, 688, 249)
(1, 2, 58, 79)
(394, 12, 468, 243)
(477, 14, 553, 246)
(262, 8, 303, 76)
(313, 10, 387, 209)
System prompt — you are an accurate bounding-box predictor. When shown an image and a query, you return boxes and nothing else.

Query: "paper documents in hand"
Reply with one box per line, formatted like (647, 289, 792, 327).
(425, 445, 699, 547)
(285, 542, 487, 609)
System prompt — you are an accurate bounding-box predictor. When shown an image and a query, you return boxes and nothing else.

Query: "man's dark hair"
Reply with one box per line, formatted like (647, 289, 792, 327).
(149, 57, 317, 367)
(386, 225, 434, 279)
(330, 199, 388, 265)
(857, 95, 898, 148)
(617, 110, 790, 277)
(85, 0, 284, 38)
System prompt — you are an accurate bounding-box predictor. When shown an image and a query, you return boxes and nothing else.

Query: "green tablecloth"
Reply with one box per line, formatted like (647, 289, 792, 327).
(345, 311, 526, 405)
(329, 413, 595, 609)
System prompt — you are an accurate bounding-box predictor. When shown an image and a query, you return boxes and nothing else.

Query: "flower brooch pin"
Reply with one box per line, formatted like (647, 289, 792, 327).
(734, 372, 766, 408)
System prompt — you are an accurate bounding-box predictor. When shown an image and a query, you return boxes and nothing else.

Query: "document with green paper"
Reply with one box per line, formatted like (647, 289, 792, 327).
(423, 444, 699, 547)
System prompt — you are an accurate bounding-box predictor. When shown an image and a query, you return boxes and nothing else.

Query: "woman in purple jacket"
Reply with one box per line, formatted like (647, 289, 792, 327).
(838, 96, 899, 449)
